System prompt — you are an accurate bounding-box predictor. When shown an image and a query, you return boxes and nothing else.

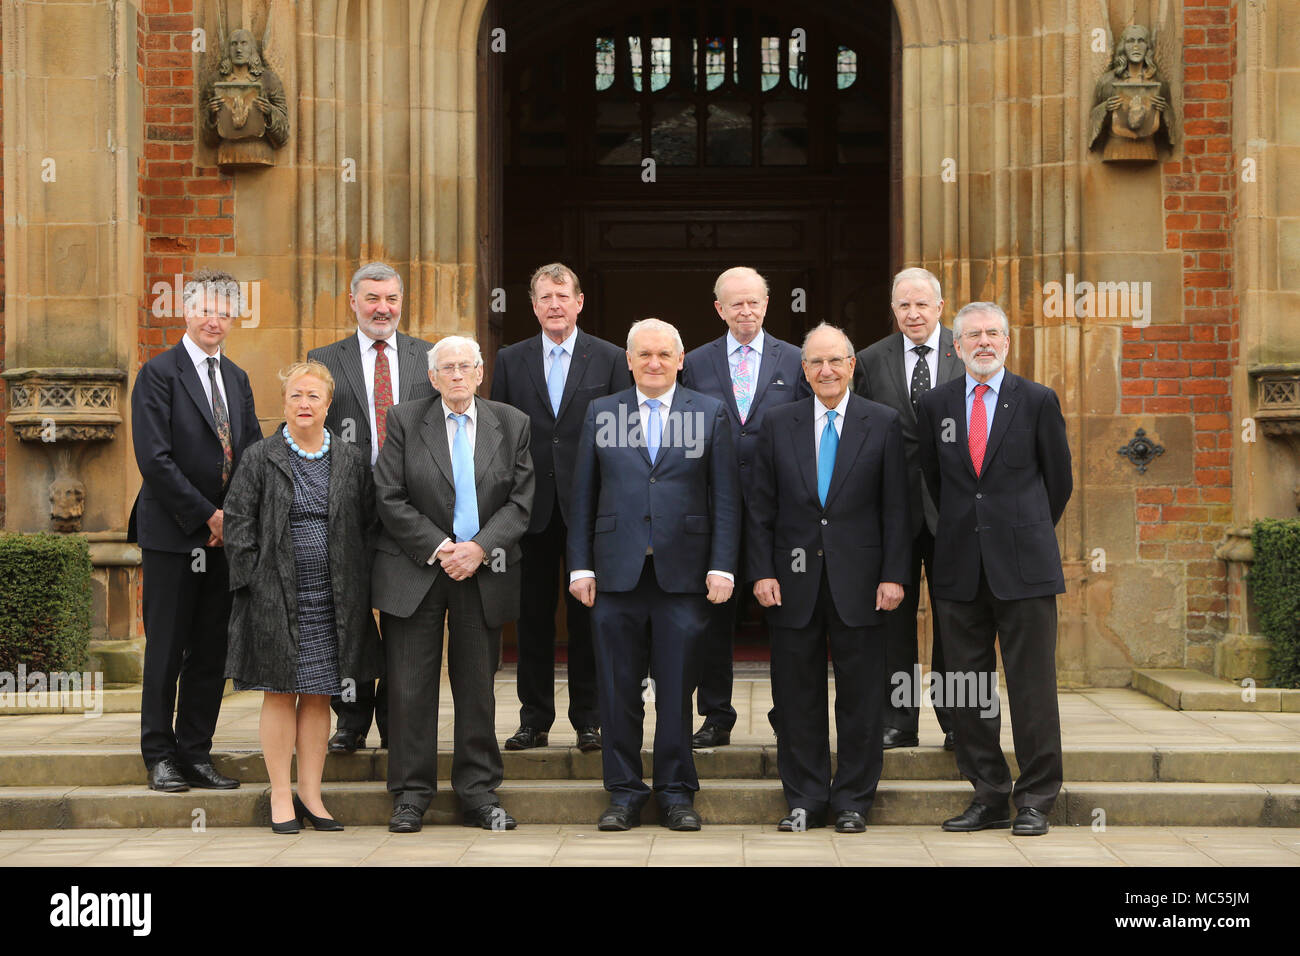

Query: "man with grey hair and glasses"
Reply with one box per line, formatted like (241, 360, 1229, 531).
(308, 262, 437, 754)
(916, 302, 1072, 837)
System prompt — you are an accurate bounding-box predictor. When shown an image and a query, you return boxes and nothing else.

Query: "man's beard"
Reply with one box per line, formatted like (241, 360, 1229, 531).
(966, 352, 1005, 376)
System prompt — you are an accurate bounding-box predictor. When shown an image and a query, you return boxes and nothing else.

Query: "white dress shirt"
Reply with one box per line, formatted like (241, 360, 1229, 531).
(358, 328, 402, 466)
(427, 398, 479, 565)
(182, 332, 228, 410)
(813, 389, 851, 459)
(901, 324, 942, 394)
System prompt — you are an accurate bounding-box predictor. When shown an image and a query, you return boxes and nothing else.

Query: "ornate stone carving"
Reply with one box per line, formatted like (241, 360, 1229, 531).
(1117, 427, 1165, 474)
(200, 9, 289, 168)
(1088, 24, 1180, 163)
(1250, 364, 1300, 511)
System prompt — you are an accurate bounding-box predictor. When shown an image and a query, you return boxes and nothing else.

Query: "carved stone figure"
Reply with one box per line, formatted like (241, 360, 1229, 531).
(49, 474, 86, 533)
(1088, 24, 1180, 163)
(201, 24, 289, 167)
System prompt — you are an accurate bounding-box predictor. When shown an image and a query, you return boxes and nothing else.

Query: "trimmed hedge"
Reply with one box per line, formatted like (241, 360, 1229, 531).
(1248, 518, 1300, 689)
(0, 532, 93, 675)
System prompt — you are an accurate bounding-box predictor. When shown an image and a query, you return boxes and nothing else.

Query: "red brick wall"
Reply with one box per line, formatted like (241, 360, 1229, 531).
(139, 0, 235, 367)
(1123, 0, 1238, 660)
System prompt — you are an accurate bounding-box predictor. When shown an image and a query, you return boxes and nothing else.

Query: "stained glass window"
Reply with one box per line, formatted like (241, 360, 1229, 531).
(596, 37, 616, 91)
(837, 46, 857, 89)
(760, 36, 780, 91)
(788, 37, 806, 90)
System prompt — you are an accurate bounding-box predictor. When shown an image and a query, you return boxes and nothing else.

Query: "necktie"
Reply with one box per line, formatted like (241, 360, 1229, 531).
(449, 412, 480, 542)
(817, 409, 838, 506)
(207, 357, 233, 487)
(910, 344, 932, 411)
(969, 383, 990, 476)
(733, 345, 754, 423)
(547, 345, 565, 417)
(644, 398, 662, 464)
(373, 340, 394, 450)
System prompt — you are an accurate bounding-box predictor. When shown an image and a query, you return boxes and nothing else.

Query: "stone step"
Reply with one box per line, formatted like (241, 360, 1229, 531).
(0, 685, 142, 716)
(1, 779, 1297, 829)
(1133, 668, 1300, 712)
(2, 744, 1298, 787)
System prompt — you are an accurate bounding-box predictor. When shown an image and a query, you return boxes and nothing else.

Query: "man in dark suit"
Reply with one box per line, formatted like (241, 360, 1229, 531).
(307, 261, 436, 754)
(568, 318, 740, 832)
(373, 335, 534, 833)
(681, 266, 809, 748)
(490, 262, 629, 754)
(748, 323, 910, 833)
(130, 269, 262, 792)
(916, 302, 1073, 837)
(854, 267, 963, 751)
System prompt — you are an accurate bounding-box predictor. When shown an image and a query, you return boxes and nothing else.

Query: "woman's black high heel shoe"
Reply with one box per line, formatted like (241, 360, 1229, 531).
(270, 809, 301, 834)
(294, 794, 344, 831)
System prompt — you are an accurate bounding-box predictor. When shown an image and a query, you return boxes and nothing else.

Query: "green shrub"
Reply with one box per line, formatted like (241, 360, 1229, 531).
(1248, 518, 1300, 689)
(0, 532, 93, 675)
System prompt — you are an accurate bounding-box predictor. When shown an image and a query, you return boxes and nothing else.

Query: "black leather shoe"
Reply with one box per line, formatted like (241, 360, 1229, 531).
(464, 803, 517, 830)
(691, 724, 730, 749)
(777, 808, 825, 831)
(328, 729, 366, 754)
(147, 758, 190, 793)
(1012, 806, 1050, 836)
(576, 727, 602, 753)
(882, 727, 920, 749)
(294, 795, 344, 831)
(941, 801, 1011, 832)
(662, 805, 702, 831)
(389, 804, 424, 833)
(179, 761, 239, 789)
(270, 817, 300, 834)
(597, 804, 640, 831)
(835, 810, 868, 833)
(943, 732, 956, 751)
(505, 726, 548, 750)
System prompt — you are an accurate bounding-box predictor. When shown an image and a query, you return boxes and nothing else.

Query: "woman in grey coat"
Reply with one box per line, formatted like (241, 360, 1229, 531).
(224, 360, 382, 832)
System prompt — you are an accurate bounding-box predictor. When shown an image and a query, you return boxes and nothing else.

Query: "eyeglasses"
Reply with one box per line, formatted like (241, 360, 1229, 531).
(959, 328, 1005, 342)
(804, 357, 851, 369)
(436, 362, 479, 376)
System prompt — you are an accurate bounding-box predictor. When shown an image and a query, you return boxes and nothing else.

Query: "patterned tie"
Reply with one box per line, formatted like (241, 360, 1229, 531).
(373, 339, 394, 450)
(733, 345, 754, 423)
(207, 357, 233, 488)
(449, 412, 480, 542)
(547, 345, 565, 417)
(644, 398, 662, 464)
(969, 383, 990, 476)
(910, 344, 932, 412)
(817, 409, 838, 506)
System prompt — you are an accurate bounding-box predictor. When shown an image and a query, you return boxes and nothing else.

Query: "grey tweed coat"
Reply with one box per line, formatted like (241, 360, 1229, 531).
(223, 429, 383, 691)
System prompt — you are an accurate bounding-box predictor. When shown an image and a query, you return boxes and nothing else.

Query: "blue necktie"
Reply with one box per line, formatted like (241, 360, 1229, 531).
(818, 409, 838, 506)
(547, 345, 565, 417)
(449, 412, 480, 542)
(644, 398, 662, 464)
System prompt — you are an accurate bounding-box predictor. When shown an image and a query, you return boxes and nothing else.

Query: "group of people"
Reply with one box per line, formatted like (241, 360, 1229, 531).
(129, 259, 1072, 838)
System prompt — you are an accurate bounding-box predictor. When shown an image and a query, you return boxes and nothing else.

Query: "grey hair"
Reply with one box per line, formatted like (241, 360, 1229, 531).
(952, 302, 1010, 339)
(350, 262, 404, 298)
(626, 318, 684, 354)
(182, 269, 244, 315)
(800, 322, 855, 361)
(428, 335, 484, 370)
(528, 262, 582, 299)
(891, 267, 942, 303)
(713, 266, 770, 302)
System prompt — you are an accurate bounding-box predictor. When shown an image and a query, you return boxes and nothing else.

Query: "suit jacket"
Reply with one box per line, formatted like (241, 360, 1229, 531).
(681, 332, 810, 489)
(129, 340, 262, 552)
(371, 395, 535, 627)
(567, 387, 740, 594)
(307, 330, 437, 466)
(746, 393, 911, 629)
(916, 371, 1073, 602)
(490, 329, 630, 533)
(853, 326, 963, 537)
(223, 432, 383, 689)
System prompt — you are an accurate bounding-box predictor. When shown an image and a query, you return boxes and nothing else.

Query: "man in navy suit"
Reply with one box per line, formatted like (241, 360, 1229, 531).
(308, 262, 437, 754)
(491, 263, 629, 754)
(681, 266, 809, 748)
(854, 267, 964, 751)
(916, 302, 1073, 837)
(130, 269, 262, 792)
(748, 323, 910, 833)
(568, 318, 740, 831)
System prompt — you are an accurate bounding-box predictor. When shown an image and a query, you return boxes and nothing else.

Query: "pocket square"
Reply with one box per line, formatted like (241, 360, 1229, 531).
(773, 378, 785, 386)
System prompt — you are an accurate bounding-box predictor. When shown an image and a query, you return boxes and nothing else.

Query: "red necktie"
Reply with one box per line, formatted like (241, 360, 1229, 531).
(373, 340, 394, 450)
(969, 383, 989, 476)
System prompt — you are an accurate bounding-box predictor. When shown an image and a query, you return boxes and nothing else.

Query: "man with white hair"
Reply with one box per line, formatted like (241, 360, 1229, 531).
(916, 302, 1072, 837)
(568, 318, 741, 831)
(373, 335, 535, 832)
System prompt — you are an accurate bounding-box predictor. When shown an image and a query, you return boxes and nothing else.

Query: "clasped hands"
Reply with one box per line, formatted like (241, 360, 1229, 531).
(437, 540, 485, 581)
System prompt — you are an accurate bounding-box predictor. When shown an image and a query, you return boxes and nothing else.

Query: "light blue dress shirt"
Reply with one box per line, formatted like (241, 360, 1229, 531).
(963, 367, 1005, 442)
(726, 329, 764, 400)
